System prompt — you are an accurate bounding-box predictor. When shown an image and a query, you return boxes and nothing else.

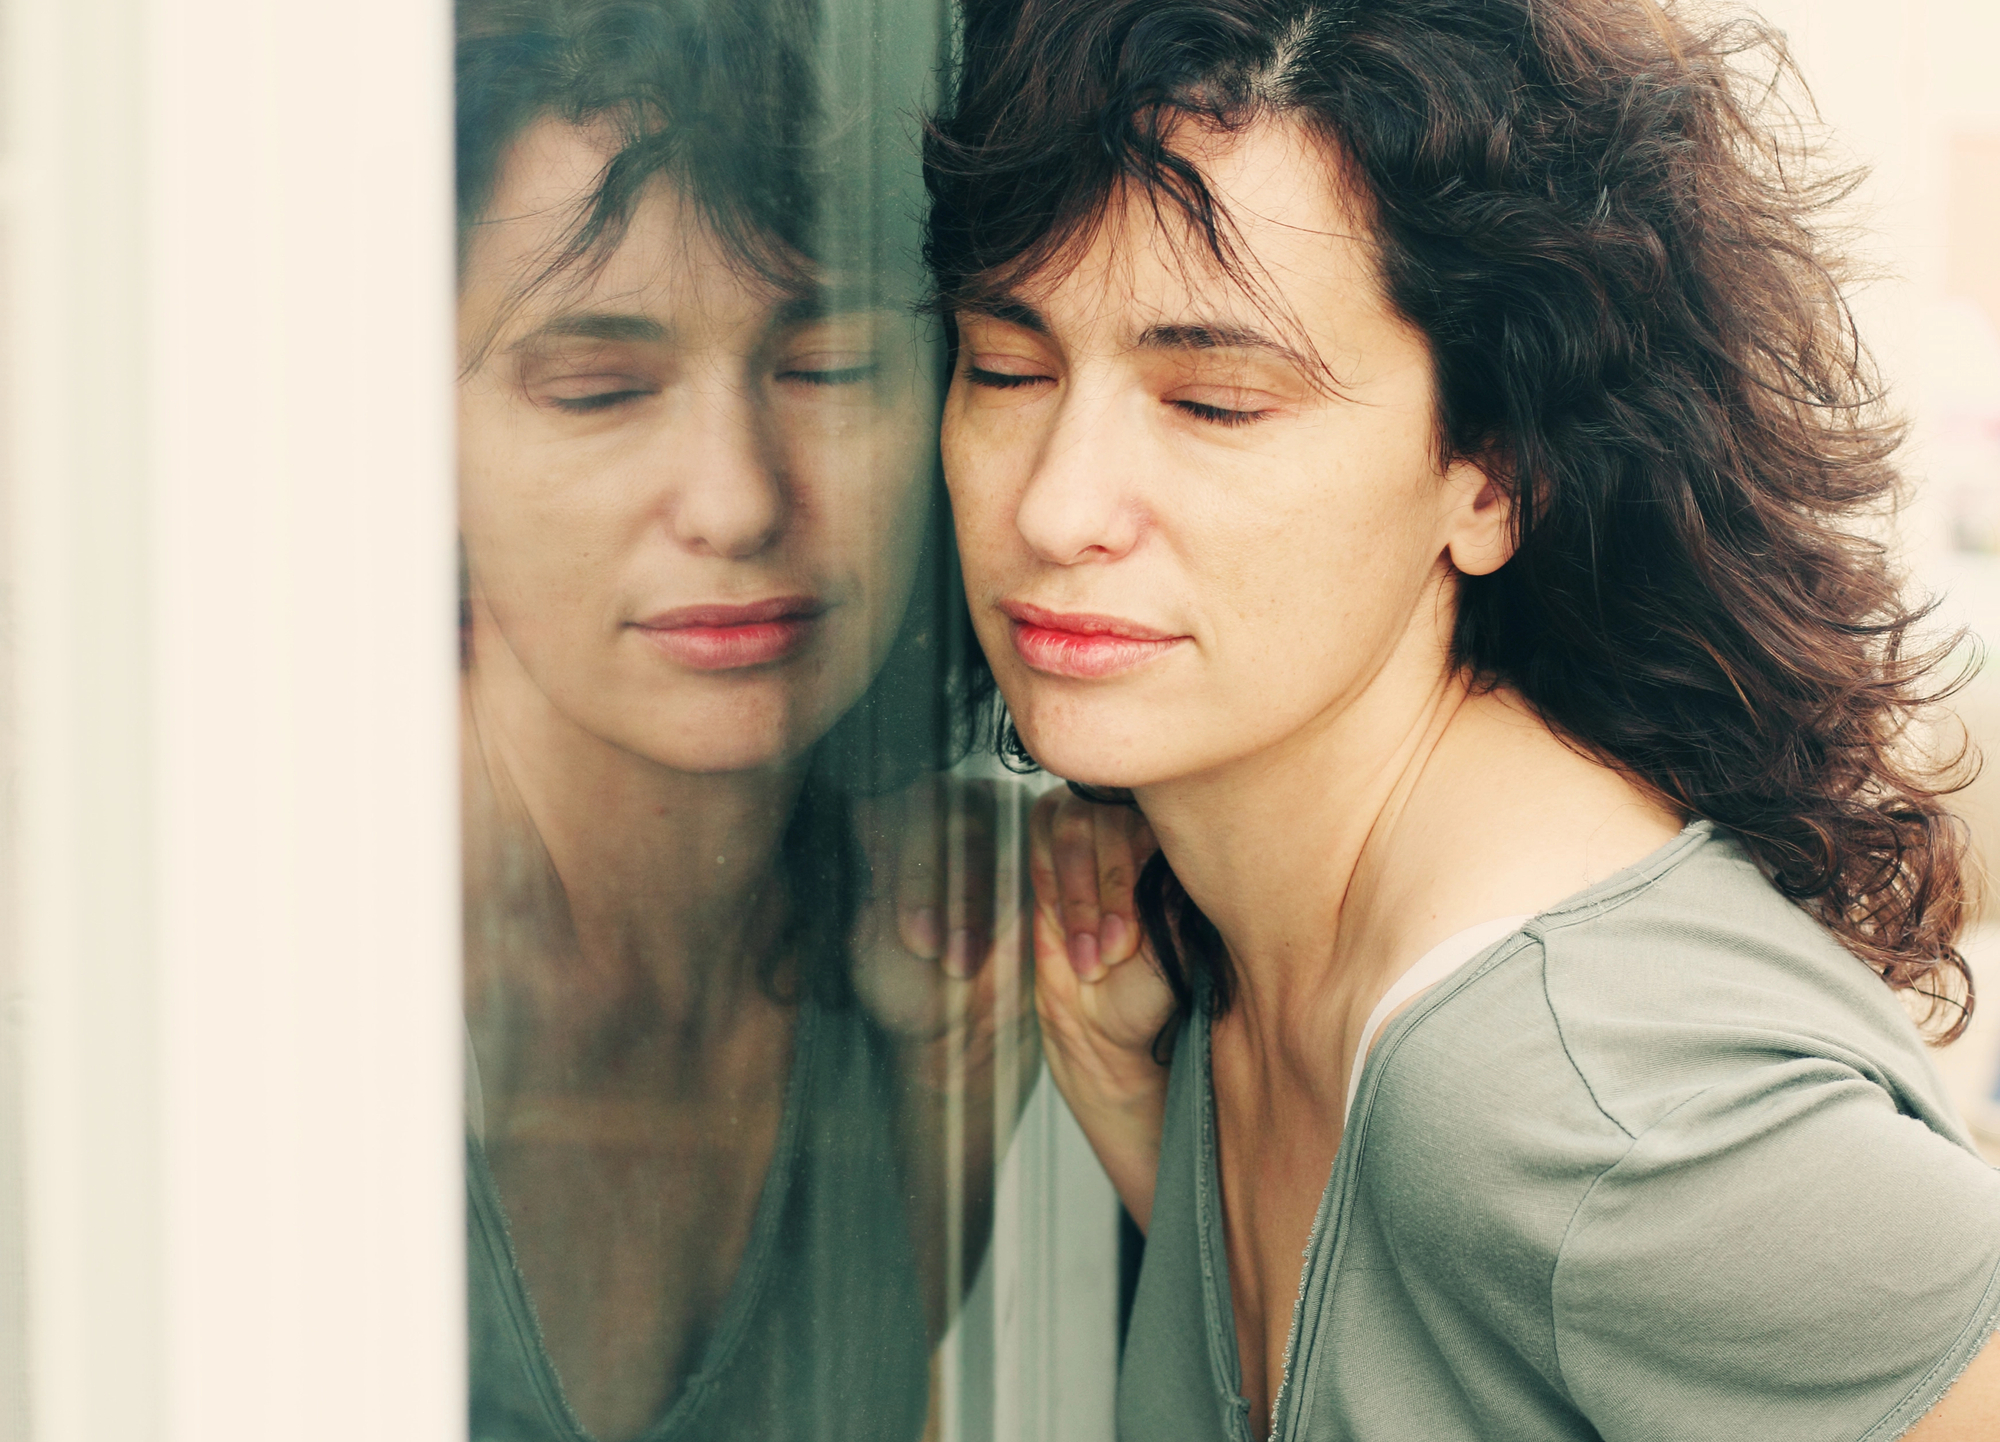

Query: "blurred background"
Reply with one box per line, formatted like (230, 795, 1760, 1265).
(1742, 0, 2000, 1148)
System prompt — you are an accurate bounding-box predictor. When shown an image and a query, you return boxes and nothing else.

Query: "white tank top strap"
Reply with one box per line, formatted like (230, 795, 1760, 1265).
(1342, 914, 1533, 1125)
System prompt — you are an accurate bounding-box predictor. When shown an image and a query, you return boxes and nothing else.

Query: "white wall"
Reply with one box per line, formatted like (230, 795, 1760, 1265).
(5, 0, 463, 1438)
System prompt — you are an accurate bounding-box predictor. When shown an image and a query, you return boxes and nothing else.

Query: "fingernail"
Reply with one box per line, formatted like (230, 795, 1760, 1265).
(906, 907, 942, 956)
(1099, 912, 1128, 959)
(1067, 929, 1100, 980)
(945, 928, 979, 979)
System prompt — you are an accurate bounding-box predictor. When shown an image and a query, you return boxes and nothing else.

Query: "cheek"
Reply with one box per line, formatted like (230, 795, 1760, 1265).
(940, 415, 1017, 583)
(458, 451, 635, 645)
(1188, 451, 1448, 676)
(856, 476, 929, 619)
(803, 460, 931, 656)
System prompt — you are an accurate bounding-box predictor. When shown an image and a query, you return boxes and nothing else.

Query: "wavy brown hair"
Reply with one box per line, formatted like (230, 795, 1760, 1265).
(456, 0, 987, 1008)
(925, 0, 1977, 1040)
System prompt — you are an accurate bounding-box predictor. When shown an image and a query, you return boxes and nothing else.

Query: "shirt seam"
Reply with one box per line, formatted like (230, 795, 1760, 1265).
(1525, 828, 1718, 1140)
(466, 1137, 587, 1440)
(1537, 941, 1638, 1142)
(1865, 1251, 2000, 1442)
(1548, 1080, 1755, 1407)
(1545, 1128, 1644, 1406)
(1192, 1002, 1257, 1442)
(1351, 820, 1714, 1145)
(1528, 819, 1715, 928)
(1545, 1075, 2000, 1427)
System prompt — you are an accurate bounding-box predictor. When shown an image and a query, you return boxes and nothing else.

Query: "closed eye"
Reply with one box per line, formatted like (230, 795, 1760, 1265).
(968, 366, 1050, 390)
(778, 362, 880, 386)
(1172, 398, 1271, 427)
(548, 387, 655, 414)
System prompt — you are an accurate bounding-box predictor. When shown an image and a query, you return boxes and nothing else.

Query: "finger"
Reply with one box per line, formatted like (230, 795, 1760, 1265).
(1050, 794, 1108, 981)
(1028, 787, 1064, 906)
(1092, 810, 1141, 968)
(1027, 787, 1076, 987)
(1098, 810, 1162, 967)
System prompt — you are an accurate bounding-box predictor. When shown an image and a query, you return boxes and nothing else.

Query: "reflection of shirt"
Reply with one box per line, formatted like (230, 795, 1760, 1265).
(469, 999, 929, 1442)
(1122, 822, 2000, 1442)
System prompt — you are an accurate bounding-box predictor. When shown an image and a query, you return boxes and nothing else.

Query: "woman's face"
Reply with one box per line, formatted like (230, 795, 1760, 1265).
(459, 118, 936, 774)
(942, 119, 1508, 790)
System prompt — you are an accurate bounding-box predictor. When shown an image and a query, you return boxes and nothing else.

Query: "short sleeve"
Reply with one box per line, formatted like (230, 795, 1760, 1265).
(1552, 1056, 2000, 1442)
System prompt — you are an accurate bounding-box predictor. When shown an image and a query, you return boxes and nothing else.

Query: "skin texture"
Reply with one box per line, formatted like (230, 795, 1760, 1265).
(459, 117, 1030, 1441)
(945, 115, 2000, 1437)
(459, 122, 934, 780)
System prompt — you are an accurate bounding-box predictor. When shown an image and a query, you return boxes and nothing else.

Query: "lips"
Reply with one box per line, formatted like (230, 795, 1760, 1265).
(999, 600, 1187, 680)
(633, 596, 824, 671)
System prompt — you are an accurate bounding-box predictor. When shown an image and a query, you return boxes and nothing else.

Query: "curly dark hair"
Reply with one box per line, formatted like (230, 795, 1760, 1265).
(925, 0, 1977, 1041)
(455, 0, 991, 1007)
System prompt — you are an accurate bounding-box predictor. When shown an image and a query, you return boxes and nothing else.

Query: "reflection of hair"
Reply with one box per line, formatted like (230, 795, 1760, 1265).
(458, 0, 938, 301)
(458, 0, 993, 1005)
(929, 0, 1975, 1042)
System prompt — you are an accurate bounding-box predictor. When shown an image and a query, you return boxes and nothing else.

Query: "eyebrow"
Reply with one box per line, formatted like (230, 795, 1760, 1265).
(1134, 320, 1315, 372)
(771, 287, 883, 328)
(507, 311, 667, 352)
(505, 288, 884, 355)
(956, 295, 1313, 372)
(952, 296, 1052, 335)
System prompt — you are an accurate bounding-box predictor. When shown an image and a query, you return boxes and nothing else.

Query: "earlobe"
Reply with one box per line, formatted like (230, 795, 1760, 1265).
(1443, 459, 1516, 577)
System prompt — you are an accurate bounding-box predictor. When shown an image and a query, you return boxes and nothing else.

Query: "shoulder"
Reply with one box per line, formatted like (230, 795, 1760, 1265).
(1528, 821, 1951, 1136)
(1354, 820, 1974, 1257)
(1350, 825, 2000, 1433)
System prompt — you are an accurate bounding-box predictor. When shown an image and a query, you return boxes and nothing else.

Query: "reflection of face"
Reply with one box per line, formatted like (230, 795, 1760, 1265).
(459, 118, 935, 774)
(943, 119, 1492, 789)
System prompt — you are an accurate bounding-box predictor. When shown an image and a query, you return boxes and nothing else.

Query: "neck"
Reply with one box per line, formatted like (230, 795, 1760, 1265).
(462, 622, 805, 1041)
(1133, 577, 1466, 1033)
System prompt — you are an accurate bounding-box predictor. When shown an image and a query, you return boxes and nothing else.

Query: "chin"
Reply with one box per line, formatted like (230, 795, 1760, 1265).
(627, 695, 833, 776)
(1008, 696, 1178, 792)
(655, 738, 802, 775)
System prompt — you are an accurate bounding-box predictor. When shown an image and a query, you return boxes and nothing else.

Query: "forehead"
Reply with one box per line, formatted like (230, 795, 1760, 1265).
(461, 116, 790, 333)
(1000, 117, 1387, 351)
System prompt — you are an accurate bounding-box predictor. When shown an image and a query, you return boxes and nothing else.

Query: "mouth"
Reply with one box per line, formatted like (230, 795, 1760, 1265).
(632, 595, 826, 671)
(998, 600, 1189, 680)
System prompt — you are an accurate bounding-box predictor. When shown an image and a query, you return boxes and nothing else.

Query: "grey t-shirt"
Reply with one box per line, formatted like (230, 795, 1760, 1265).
(469, 999, 930, 1442)
(1121, 821, 2000, 1442)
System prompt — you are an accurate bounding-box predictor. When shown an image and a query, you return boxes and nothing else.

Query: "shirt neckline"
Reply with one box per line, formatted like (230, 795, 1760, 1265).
(1194, 818, 1718, 1441)
(466, 997, 818, 1442)
(1340, 914, 1534, 1124)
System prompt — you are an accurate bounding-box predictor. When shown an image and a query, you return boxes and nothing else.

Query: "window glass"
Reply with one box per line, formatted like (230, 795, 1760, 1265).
(452, 3, 1099, 1438)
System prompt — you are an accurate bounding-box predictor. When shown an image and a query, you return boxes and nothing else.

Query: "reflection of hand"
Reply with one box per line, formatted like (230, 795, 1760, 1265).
(1028, 787, 1174, 1230)
(850, 776, 1040, 1338)
(849, 777, 1030, 1069)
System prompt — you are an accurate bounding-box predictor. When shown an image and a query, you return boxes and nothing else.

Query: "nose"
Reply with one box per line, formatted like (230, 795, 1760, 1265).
(664, 371, 787, 560)
(1012, 385, 1143, 566)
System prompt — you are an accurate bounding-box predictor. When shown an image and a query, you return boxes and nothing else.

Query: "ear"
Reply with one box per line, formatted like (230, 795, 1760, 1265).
(1441, 455, 1516, 577)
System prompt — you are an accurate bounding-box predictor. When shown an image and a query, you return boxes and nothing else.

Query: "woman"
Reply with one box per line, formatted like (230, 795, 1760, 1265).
(929, 0, 2000, 1438)
(455, 3, 1030, 1440)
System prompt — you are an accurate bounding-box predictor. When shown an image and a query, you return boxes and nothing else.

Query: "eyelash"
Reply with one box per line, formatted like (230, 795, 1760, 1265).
(1174, 399, 1269, 428)
(550, 389, 652, 414)
(778, 363, 879, 387)
(967, 366, 1048, 390)
(543, 358, 877, 414)
(968, 362, 1270, 428)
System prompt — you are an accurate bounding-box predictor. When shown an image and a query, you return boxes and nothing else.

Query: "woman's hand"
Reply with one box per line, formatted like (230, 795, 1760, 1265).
(849, 778, 1174, 1231)
(1028, 787, 1174, 1230)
